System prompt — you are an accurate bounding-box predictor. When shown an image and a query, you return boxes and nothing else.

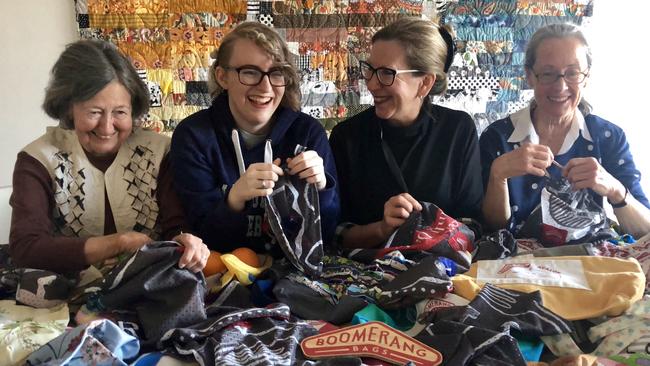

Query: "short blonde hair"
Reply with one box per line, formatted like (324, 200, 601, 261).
(372, 17, 455, 96)
(208, 22, 301, 111)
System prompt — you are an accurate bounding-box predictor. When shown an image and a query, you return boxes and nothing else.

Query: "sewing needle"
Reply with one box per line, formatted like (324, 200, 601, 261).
(551, 160, 564, 170)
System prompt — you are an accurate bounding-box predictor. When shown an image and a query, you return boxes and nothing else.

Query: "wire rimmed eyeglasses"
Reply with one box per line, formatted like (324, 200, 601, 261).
(532, 68, 589, 85)
(222, 65, 289, 87)
(359, 61, 424, 86)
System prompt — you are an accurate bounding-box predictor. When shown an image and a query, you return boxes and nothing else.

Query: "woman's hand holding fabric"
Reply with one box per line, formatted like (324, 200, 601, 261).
(563, 157, 650, 237)
(563, 157, 626, 201)
(173, 232, 210, 273)
(227, 160, 283, 211)
(116, 231, 153, 253)
(491, 142, 554, 181)
(380, 193, 422, 237)
(85, 231, 152, 265)
(481, 142, 552, 231)
(287, 150, 327, 190)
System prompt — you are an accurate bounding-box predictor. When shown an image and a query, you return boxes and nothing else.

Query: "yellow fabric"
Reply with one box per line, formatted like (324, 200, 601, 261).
(90, 13, 167, 28)
(217, 254, 273, 288)
(87, 0, 168, 14)
(119, 42, 171, 69)
(168, 0, 247, 13)
(147, 69, 175, 95)
(452, 256, 645, 320)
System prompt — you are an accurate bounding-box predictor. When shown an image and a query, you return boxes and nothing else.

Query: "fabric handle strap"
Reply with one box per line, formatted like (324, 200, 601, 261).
(380, 128, 409, 193)
(231, 129, 246, 176)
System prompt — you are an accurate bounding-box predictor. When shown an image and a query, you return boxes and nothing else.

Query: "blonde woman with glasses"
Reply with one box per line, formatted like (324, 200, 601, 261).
(329, 17, 483, 249)
(168, 22, 339, 254)
(480, 23, 650, 237)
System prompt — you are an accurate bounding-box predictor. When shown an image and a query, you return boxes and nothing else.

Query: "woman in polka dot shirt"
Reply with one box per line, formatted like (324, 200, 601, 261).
(479, 23, 650, 237)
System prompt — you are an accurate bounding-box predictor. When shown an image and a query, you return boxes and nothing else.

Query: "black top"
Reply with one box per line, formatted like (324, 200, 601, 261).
(329, 104, 483, 225)
(380, 108, 427, 166)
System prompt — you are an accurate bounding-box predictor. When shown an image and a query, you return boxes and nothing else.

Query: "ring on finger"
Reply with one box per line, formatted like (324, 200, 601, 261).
(261, 180, 267, 189)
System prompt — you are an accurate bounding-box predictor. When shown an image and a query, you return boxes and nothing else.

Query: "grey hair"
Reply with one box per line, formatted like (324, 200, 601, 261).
(372, 17, 454, 96)
(525, 22, 592, 70)
(207, 22, 301, 111)
(43, 40, 149, 130)
(525, 23, 593, 114)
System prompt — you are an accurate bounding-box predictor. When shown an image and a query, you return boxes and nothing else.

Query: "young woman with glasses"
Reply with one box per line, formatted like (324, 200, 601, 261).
(168, 22, 340, 254)
(329, 17, 484, 249)
(480, 23, 650, 237)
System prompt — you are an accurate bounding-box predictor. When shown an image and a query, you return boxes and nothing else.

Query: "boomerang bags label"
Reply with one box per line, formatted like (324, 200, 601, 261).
(301, 321, 442, 366)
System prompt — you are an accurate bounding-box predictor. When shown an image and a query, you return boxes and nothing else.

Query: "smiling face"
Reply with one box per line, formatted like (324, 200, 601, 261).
(71, 80, 133, 158)
(216, 38, 285, 134)
(527, 36, 590, 122)
(365, 40, 433, 126)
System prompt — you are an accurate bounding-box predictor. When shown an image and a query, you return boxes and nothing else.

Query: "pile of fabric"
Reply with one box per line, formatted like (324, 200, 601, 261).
(1, 200, 650, 365)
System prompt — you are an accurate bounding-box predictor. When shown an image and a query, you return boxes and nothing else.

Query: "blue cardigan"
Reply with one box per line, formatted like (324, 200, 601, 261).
(480, 110, 650, 232)
(169, 93, 339, 254)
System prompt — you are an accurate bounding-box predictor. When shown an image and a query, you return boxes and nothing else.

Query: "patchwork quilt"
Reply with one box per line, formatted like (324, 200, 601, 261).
(74, 0, 594, 135)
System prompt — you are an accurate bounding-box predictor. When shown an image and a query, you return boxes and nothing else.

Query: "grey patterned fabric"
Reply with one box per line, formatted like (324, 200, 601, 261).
(264, 144, 324, 277)
(160, 303, 322, 365)
(517, 175, 615, 246)
(85, 242, 206, 345)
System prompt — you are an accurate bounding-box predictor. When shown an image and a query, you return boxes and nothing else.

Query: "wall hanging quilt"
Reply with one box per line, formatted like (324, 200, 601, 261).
(74, 0, 594, 135)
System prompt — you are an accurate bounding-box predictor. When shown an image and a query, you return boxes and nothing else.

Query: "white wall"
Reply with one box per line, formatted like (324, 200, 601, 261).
(0, 1, 78, 242)
(585, 1, 650, 195)
(0, 189, 11, 244)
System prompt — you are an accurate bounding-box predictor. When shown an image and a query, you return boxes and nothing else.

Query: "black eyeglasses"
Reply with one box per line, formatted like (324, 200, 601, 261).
(532, 68, 590, 85)
(359, 61, 424, 86)
(223, 65, 289, 87)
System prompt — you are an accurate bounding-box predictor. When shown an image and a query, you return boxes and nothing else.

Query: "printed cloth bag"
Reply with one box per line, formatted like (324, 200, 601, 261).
(15, 268, 76, 308)
(24, 319, 139, 366)
(459, 283, 573, 337)
(274, 252, 453, 323)
(472, 229, 518, 262)
(518, 175, 615, 246)
(0, 246, 75, 306)
(415, 320, 528, 366)
(348, 202, 475, 268)
(84, 242, 206, 344)
(231, 131, 324, 277)
(262, 140, 324, 277)
(592, 240, 650, 294)
(160, 303, 328, 365)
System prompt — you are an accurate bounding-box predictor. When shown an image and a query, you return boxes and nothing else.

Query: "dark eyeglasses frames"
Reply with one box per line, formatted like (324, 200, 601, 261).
(359, 61, 424, 86)
(223, 66, 289, 87)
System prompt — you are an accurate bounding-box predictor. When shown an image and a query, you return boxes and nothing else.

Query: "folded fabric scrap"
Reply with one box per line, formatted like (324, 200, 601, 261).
(542, 295, 650, 357)
(24, 319, 139, 366)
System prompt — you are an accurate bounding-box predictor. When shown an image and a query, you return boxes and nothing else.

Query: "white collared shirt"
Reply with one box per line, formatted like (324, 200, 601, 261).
(507, 105, 593, 155)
